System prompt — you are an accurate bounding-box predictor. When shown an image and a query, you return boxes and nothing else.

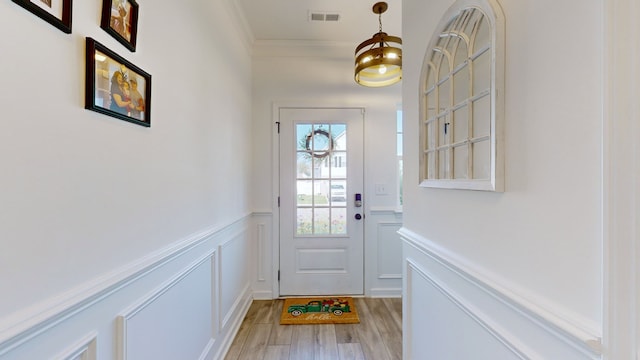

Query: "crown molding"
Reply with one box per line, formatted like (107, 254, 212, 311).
(222, 0, 255, 55)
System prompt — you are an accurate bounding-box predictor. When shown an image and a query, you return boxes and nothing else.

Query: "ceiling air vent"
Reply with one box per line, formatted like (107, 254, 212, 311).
(325, 13, 340, 21)
(309, 11, 340, 22)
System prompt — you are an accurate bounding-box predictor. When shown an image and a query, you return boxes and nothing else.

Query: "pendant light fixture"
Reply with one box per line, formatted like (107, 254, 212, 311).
(354, 2, 402, 87)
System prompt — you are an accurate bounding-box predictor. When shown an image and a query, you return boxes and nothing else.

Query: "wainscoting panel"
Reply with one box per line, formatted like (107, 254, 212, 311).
(256, 223, 267, 282)
(377, 222, 403, 279)
(117, 255, 213, 360)
(405, 260, 527, 359)
(52, 332, 97, 360)
(0, 215, 254, 360)
(366, 208, 403, 297)
(219, 228, 250, 330)
(401, 228, 602, 360)
(251, 212, 275, 300)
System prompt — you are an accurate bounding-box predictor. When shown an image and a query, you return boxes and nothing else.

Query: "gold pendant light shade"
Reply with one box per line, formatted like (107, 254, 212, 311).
(354, 2, 402, 87)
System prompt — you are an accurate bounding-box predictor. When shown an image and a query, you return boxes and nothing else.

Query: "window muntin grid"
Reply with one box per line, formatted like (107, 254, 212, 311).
(295, 123, 348, 235)
(419, 0, 504, 191)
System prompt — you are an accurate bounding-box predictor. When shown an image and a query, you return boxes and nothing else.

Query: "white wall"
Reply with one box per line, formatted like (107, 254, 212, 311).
(0, 0, 254, 358)
(250, 42, 404, 297)
(402, 0, 604, 358)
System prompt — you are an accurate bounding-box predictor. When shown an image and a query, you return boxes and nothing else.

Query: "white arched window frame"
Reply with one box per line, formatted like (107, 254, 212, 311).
(419, 0, 504, 191)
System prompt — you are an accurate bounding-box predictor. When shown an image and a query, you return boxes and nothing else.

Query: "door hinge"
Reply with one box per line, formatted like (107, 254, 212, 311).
(278, 196, 280, 207)
(277, 270, 280, 281)
(276, 121, 280, 133)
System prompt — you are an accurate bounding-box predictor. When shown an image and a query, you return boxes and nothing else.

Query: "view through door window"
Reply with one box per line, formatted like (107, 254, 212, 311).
(296, 123, 347, 235)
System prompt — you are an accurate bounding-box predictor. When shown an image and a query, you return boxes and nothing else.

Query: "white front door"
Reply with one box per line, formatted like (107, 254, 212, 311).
(278, 107, 364, 296)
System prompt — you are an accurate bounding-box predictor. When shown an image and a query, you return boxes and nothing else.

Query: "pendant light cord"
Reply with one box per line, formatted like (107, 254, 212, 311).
(379, 12, 384, 47)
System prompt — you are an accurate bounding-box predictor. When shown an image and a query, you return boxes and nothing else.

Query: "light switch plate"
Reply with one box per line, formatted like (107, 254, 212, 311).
(374, 183, 387, 195)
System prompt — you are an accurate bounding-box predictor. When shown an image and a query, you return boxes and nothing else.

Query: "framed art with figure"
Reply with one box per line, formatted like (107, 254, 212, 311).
(100, 0, 139, 52)
(85, 37, 151, 127)
(11, 0, 72, 33)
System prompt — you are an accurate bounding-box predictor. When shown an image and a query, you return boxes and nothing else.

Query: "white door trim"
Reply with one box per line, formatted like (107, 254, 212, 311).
(271, 103, 367, 298)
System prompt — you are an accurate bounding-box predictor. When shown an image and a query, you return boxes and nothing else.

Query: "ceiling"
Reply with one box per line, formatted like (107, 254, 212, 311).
(234, 0, 402, 44)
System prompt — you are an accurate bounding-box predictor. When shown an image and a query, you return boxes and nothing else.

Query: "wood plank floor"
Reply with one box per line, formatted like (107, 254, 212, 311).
(225, 298, 402, 360)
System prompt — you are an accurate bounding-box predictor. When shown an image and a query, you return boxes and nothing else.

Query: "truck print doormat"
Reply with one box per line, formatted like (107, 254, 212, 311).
(280, 297, 360, 325)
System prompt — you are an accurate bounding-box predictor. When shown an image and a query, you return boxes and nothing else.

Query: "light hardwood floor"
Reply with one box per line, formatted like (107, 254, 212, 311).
(225, 298, 402, 360)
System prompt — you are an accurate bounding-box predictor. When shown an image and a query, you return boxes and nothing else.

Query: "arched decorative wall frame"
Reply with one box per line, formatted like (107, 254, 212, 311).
(418, 0, 505, 191)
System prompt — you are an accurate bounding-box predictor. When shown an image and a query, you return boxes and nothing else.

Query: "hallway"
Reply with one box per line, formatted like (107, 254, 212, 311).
(225, 298, 402, 360)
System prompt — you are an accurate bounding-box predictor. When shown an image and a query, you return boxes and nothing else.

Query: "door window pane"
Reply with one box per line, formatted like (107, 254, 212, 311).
(297, 153, 312, 178)
(331, 208, 347, 235)
(332, 124, 347, 150)
(314, 208, 331, 235)
(313, 180, 330, 206)
(297, 208, 313, 235)
(297, 180, 313, 207)
(330, 180, 347, 204)
(296, 124, 312, 150)
(296, 123, 348, 235)
(311, 124, 331, 151)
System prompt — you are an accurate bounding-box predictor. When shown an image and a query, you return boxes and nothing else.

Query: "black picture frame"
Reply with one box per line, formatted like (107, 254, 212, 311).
(100, 0, 139, 52)
(85, 37, 151, 127)
(12, 0, 73, 34)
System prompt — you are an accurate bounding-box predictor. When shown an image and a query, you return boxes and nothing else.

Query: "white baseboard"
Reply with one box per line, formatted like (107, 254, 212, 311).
(252, 290, 275, 300)
(210, 285, 253, 360)
(369, 288, 402, 298)
(198, 338, 215, 360)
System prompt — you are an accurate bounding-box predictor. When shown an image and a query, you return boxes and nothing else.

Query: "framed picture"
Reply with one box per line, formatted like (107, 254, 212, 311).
(100, 0, 139, 52)
(12, 0, 72, 34)
(85, 37, 151, 127)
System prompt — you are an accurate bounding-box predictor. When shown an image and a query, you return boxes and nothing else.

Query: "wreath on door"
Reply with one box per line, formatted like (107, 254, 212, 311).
(304, 129, 335, 159)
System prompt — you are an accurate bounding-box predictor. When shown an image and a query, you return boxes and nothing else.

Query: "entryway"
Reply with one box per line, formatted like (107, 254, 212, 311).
(277, 107, 365, 296)
(224, 298, 402, 359)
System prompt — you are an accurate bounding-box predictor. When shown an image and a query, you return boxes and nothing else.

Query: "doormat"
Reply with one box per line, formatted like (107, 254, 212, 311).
(280, 297, 360, 325)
